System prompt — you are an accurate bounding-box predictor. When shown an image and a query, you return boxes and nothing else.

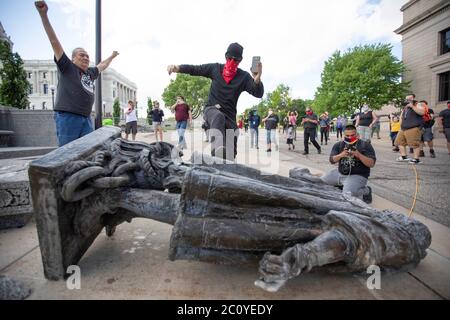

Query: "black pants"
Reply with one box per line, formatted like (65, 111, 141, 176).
(320, 127, 329, 144)
(204, 106, 238, 160)
(337, 128, 343, 139)
(304, 128, 321, 153)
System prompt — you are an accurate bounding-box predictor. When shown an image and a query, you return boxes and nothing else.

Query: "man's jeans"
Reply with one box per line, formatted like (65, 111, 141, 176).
(54, 111, 93, 147)
(321, 169, 370, 199)
(250, 127, 259, 148)
(176, 121, 188, 148)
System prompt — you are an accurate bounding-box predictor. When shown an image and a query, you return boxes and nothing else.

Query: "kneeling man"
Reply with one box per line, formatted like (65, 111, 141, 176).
(321, 124, 376, 203)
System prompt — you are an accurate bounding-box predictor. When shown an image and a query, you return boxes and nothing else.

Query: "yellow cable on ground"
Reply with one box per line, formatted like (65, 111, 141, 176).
(409, 164, 419, 218)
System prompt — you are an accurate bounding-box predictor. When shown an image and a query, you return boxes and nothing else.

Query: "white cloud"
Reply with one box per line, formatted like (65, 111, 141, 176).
(49, 0, 405, 115)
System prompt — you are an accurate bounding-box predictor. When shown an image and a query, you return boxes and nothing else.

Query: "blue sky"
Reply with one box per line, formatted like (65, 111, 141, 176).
(1, 0, 405, 114)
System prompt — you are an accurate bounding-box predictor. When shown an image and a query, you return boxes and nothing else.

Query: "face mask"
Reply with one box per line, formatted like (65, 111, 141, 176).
(344, 135, 358, 145)
(222, 59, 240, 84)
(362, 106, 369, 113)
(306, 110, 313, 116)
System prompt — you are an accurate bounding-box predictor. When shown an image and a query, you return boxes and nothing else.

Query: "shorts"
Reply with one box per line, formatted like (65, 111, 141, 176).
(125, 121, 138, 135)
(153, 121, 162, 131)
(357, 126, 371, 141)
(422, 127, 433, 142)
(445, 128, 450, 142)
(395, 127, 422, 148)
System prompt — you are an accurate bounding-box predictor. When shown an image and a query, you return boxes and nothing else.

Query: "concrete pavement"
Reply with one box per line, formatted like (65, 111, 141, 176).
(0, 128, 448, 299)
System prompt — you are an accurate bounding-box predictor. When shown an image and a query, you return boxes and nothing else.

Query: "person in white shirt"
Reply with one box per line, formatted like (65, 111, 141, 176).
(124, 100, 138, 141)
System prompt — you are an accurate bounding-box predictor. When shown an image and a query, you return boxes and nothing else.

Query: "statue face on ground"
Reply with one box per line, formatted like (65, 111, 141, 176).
(28, 127, 431, 291)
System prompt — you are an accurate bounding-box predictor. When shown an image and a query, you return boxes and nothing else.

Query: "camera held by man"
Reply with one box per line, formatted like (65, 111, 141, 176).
(320, 124, 377, 203)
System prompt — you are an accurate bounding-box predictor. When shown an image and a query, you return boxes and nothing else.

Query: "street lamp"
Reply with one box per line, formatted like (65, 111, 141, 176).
(49, 85, 56, 110)
(103, 101, 106, 117)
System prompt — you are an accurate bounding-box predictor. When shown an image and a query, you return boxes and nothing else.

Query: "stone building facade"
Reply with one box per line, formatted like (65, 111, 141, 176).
(23, 60, 137, 118)
(395, 0, 450, 113)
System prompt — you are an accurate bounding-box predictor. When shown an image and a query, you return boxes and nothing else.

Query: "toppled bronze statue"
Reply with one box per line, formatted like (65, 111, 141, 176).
(28, 127, 431, 292)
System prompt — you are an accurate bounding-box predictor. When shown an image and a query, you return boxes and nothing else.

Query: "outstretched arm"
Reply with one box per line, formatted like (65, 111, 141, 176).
(35, 1, 64, 61)
(97, 51, 120, 73)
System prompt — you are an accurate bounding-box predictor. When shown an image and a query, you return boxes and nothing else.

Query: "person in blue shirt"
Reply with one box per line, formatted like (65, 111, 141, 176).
(249, 110, 261, 149)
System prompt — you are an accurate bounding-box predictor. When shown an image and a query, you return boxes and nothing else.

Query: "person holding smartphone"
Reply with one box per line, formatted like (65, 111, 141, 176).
(167, 43, 264, 160)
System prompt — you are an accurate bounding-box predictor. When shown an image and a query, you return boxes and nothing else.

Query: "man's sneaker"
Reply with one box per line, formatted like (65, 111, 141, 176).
(396, 156, 411, 162)
(363, 186, 372, 204)
(318, 149, 322, 154)
(419, 150, 425, 157)
(408, 159, 421, 165)
(302, 151, 309, 155)
(430, 150, 436, 158)
(266, 149, 272, 152)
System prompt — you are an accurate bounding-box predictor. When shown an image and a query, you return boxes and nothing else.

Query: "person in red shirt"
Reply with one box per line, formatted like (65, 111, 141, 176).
(171, 96, 192, 149)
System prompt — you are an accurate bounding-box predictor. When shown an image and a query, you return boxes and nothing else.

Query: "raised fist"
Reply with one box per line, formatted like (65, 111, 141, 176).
(35, 1, 48, 14)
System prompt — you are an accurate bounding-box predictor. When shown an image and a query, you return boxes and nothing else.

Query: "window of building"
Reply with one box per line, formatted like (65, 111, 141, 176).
(43, 84, 48, 95)
(113, 89, 116, 98)
(440, 28, 450, 55)
(28, 84, 33, 95)
(43, 72, 47, 79)
(42, 102, 47, 110)
(28, 72, 32, 79)
(439, 71, 450, 102)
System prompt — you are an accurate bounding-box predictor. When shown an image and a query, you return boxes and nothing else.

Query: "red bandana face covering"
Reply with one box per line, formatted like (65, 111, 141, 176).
(223, 59, 240, 84)
(306, 111, 313, 116)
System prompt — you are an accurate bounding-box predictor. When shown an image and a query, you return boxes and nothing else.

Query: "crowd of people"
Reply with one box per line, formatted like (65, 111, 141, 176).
(35, 0, 449, 207)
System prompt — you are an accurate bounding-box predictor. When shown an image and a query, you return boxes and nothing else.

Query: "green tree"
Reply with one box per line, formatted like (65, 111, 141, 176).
(0, 41, 30, 109)
(147, 97, 153, 125)
(113, 98, 121, 126)
(162, 74, 211, 119)
(313, 43, 410, 116)
(252, 84, 293, 123)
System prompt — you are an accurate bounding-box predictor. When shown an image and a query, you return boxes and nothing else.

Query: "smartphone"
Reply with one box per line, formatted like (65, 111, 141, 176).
(251, 56, 261, 73)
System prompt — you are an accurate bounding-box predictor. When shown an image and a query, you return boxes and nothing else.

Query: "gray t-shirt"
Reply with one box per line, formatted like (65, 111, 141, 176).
(54, 53, 99, 117)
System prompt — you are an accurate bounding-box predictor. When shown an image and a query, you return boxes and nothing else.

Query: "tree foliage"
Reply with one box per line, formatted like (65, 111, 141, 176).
(113, 98, 121, 126)
(313, 43, 410, 116)
(162, 74, 211, 118)
(0, 41, 30, 109)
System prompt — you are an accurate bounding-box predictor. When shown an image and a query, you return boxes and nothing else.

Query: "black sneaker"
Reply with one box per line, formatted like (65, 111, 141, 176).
(419, 150, 425, 157)
(408, 159, 421, 165)
(266, 149, 272, 152)
(302, 151, 309, 155)
(363, 186, 372, 204)
(318, 149, 321, 154)
(430, 150, 436, 158)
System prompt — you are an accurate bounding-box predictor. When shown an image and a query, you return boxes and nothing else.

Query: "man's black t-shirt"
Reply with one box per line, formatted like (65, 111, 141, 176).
(179, 63, 264, 122)
(330, 140, 377, 178)
(151, 109, 164, 122)
(439, 109, 450, 128)
(302, 114, 318, 130)
(54, 53, 99, 117)
(265, 114, 279, 130)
